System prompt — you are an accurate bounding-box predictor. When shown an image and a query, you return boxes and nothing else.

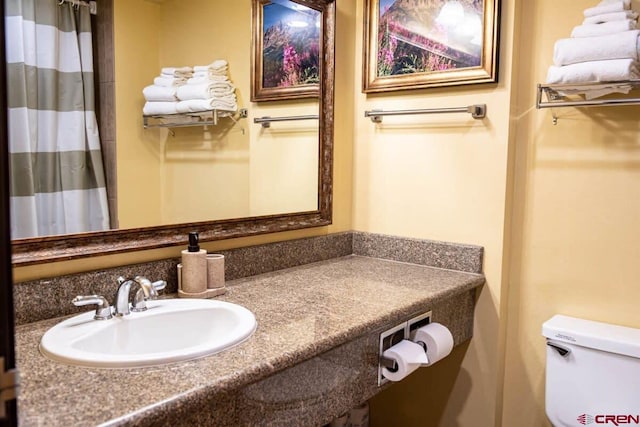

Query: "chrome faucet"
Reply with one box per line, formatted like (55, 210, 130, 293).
(114, 276, 165, 316)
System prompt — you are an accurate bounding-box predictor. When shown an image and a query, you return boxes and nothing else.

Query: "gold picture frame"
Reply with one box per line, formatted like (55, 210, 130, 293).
(363, 0, 500, 93)
(251, 0, 322, 101)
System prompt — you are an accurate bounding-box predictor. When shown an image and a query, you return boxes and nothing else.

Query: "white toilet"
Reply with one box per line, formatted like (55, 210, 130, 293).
(543, 315, 640, 426)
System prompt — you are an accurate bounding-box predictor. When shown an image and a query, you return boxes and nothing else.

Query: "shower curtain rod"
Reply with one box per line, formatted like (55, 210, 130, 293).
(58, 0, 97, 15)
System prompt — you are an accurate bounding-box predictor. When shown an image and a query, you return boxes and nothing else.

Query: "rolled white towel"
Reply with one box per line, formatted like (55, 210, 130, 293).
(584, 10, 638, 24)
(209, 100, 237, 110)
(193, 65, 226, 74)
(584, 1, 629, 17)
(210, 60, 228, 74)
(205, 81, 233, 89)
(153, 76, 187, 87)
(210, 88, 236, 98)
(142, 85, 178, 102)
(186, 75, 229, 85)
(546, 58, 640, 83)
(153, 76, 174, 87)
(553, 30, 640, 66)
(193, 60, 228, 72)
(176, 99, 237, 113)
(176, 82, 236, 100)
(186, 77, 207, 85)
(160, 66, 193, 77)
(599, 0, 631, 7)
(143, 101, 179, 116)
(201, 69, 229, 78)
(191, 71, 229, 79)
(176, 99, 212, 113)
(571, 19, 637, 37)
(212, 94, 237, 102)
(212, 67, 229, 76)
(176, 84, 210, 100)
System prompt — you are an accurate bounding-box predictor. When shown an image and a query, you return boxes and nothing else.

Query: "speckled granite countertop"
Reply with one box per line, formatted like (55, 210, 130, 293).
(15, 255, 484, 426)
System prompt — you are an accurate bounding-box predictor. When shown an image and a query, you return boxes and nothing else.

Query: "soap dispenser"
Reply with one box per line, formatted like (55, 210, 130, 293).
(179, 232, 207, 296)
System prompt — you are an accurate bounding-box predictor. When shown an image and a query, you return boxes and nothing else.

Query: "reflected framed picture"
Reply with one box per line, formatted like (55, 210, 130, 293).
(362, 0, 500, 93)
(251, 0, 322, 101)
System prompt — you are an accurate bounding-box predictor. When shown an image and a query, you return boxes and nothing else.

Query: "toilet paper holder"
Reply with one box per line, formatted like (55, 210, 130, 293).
(378, 311, 432, 386)
(379, 355, 399, 372)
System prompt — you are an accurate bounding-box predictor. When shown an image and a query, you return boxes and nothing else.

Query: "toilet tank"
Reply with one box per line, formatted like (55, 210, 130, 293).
(543, 315, 640, 427)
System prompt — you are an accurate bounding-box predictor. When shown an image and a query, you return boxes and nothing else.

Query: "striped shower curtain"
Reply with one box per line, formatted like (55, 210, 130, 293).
(5, 0, 110, 239)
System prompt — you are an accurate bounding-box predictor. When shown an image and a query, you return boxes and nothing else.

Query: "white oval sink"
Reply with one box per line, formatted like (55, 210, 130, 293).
(40, 298, 256, 368)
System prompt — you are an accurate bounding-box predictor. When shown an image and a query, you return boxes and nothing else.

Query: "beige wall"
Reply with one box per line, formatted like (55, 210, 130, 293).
(113, 0, 163, 227)
(503, 0, 640, 425)
(359, 0, 516, 425)
(249, 101, 319, 216)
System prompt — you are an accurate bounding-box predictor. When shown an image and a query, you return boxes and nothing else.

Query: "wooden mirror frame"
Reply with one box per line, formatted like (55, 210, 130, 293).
(8, 0, 335, 266)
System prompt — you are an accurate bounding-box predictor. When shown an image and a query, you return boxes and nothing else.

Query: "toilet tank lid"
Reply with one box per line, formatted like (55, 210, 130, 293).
(542, 315, 640, 358)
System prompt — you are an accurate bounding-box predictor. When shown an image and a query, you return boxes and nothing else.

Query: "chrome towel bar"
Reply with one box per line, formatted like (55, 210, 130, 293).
(254, 114, 319, 128)
(364, 104, 486, 123)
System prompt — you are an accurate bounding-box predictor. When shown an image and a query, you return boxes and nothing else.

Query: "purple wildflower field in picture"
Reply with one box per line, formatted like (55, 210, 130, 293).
(376, 0, 483, 77)
(262, 0, 320, 89)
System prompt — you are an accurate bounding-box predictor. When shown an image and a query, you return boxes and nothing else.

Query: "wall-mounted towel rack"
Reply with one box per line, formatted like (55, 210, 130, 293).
(253, 114, 319, 128)
(536, 81, 640, 124)
(364, 104, 486, 123)
(143, 108, 248, 134)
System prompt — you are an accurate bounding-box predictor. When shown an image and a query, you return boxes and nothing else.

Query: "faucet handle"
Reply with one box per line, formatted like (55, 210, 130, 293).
(134, 276, 157, 298)
(151, 280, 167, 291)
(72, 295, 113, 320)
(131, 279, 167, 312)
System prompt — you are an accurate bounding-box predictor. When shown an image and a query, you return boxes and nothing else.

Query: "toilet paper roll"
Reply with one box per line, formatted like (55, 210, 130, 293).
(381, 340, 428, 382)
(411, 322, 454, 367)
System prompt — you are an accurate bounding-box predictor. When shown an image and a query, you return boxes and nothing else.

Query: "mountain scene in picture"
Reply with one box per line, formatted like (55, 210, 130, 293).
(262, 0, 321, 88)
(377, 0, 483, 77)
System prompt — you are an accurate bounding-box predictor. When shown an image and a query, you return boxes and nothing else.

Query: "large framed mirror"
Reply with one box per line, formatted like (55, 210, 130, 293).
(6, 0, 335, 266)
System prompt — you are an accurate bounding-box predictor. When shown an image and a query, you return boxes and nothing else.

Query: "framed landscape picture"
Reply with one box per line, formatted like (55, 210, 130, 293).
(363, 0, 500, 93)
(251, 0, 322, 101)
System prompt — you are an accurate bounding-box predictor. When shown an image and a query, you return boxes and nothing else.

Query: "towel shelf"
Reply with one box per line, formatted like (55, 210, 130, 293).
(536, 81, 640, 124)
(143, 108, 247, 131)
